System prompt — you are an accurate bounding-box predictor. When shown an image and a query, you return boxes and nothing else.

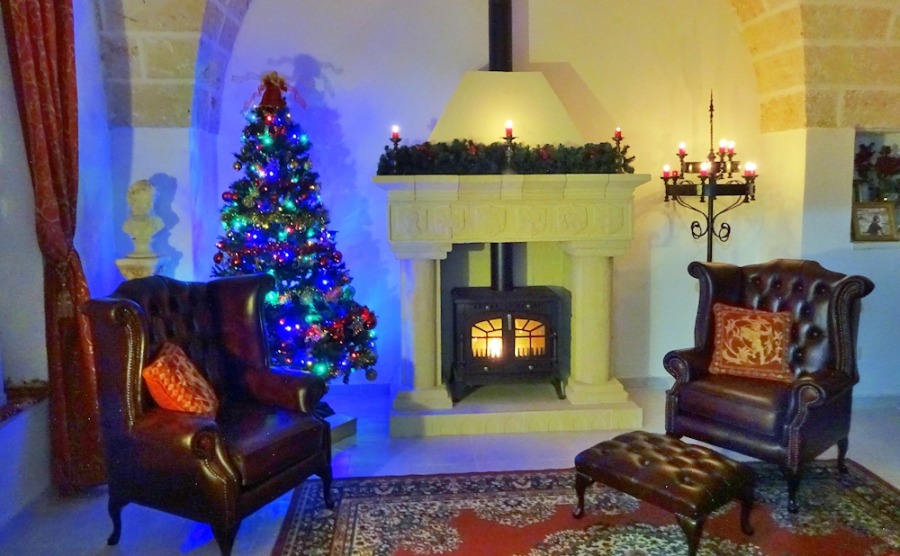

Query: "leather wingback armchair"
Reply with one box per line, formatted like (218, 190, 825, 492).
(81, 273, 333, 555)
(665, 259, 874, 513)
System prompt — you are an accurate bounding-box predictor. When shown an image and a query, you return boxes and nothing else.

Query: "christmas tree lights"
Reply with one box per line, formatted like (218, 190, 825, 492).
(213, 72, 377, 383)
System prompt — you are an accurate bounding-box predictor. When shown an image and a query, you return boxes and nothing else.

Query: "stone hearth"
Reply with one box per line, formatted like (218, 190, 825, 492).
(374, 172, 650, 436)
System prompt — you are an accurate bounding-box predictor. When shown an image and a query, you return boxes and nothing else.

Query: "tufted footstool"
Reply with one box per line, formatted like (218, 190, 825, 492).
(573, 431, 754, 556)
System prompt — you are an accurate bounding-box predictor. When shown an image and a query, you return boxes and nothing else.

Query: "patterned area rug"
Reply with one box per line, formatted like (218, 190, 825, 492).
(273, 460, 900, 556)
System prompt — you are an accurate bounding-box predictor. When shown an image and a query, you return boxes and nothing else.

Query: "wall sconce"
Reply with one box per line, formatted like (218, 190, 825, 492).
(661, 93, 758, 262)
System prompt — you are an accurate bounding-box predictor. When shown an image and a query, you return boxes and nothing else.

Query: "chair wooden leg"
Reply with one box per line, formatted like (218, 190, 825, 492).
(738, 483, 755, 536)
(675, 514, 705, 556)
(107, 496, 125, 545)
(320, 466, 335, 509)
(785, 467, 802, 514)
(837, 437, 849, 474)
(572, 472, 593, 519)
(212, 522, 240, 556)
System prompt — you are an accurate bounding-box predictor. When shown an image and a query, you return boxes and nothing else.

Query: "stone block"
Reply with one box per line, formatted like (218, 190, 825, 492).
(741, 7, 801, 56)
(130, 82, 194, 127)
(753, 47, 805, 95)
(805, 90, 839, 128)
(760, 91, 806, 133)
(729, 0, 767, 23)
(143, 35, 200, 79)
(843, 90, 900, 129)
(99, 33, 142, 80)
(115, 0, 206, 32)
(801, 5, 891, 41)
(807, 45, 900, 87)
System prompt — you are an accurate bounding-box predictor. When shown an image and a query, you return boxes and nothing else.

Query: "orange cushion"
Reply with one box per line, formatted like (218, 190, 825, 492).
(709, 303, 793, 383)
(142, 342, 219, 417)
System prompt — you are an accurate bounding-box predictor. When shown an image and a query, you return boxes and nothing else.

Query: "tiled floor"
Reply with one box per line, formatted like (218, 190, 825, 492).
(0, 384, 897, 555)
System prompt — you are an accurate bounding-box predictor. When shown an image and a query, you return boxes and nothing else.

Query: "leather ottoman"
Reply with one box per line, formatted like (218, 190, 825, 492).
(573, 431, 754, 556)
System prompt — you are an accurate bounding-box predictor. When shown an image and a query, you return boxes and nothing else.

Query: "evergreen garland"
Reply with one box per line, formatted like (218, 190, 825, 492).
(377, 139, 635, 175)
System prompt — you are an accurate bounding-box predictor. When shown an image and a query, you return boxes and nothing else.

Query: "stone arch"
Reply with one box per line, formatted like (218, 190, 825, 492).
(96, 1, 900, 133)
(95, 0, 250, 131)
(730, 0, 900, 132)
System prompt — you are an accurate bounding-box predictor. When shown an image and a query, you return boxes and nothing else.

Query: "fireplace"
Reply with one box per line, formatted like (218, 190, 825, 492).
(372, 0, 650, 436)
(450, 244, 564, 401)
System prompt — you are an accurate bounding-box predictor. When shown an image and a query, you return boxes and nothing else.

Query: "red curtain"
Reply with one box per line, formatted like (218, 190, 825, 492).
(2, 0, 105, 493)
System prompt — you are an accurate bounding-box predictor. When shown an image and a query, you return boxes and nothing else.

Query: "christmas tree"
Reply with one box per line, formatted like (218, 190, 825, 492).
(213, 72, 377, 384)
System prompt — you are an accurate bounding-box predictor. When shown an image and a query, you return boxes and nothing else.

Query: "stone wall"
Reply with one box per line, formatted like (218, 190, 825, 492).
(92, 1, 900, 133)
(95, 0, 249, 131)
(731, 0, 900, 132)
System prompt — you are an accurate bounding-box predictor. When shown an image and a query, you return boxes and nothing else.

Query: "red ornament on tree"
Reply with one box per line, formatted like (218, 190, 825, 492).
(214, 252, 224, 264)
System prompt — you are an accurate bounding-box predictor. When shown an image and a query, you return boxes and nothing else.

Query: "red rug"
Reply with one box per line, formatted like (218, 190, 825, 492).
(273, 459, 900, 555)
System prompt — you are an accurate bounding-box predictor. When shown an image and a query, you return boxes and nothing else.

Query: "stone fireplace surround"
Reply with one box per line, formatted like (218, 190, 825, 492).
(374, 172, 650, 436)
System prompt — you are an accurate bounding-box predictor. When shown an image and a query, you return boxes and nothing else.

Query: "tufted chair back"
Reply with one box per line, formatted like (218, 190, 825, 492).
(665, 259, 873, 514)
(689, 259, 866, 383)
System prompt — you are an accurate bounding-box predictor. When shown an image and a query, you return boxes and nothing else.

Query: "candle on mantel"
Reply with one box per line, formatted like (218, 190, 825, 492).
(505, 120, 514, 138)
(391, 125, 400, 140)
(678, 142, 687, 155)
(743, 162, 757, 177)
(662, 164, 671, 178)
(615, 127, 622, 139)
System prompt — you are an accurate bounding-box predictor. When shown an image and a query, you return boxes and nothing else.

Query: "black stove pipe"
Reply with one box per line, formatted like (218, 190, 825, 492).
(489, 0, 513, 73)
(489, 0, 515, 291)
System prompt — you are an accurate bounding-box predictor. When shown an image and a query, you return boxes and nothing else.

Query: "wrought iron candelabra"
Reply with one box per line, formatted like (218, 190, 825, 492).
(661, 94, 758, 262)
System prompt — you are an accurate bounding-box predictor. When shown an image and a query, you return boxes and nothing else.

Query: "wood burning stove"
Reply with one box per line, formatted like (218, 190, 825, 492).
(448, 3, 565, 402)
(449, 244, 565, 402)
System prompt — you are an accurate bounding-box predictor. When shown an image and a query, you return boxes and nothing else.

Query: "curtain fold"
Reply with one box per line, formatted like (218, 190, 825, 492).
(2, 0, 105, 493)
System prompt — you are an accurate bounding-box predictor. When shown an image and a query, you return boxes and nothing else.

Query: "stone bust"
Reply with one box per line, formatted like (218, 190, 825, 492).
(122, 179, 163, 257)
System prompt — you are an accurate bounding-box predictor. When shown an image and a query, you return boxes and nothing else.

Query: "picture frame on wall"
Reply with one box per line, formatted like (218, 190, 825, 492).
(851, 202, 899, 242)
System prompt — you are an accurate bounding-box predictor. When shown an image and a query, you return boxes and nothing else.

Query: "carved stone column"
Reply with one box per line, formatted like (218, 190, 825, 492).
(392, 242, 453, 411)
(561, 240, 630, 404)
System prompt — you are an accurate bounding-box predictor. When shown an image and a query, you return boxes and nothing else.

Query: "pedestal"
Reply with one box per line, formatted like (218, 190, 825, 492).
(115, 256, 165, 280)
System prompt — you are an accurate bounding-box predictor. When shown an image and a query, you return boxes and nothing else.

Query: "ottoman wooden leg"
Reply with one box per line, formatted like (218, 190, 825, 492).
(739, 482, 755, 536)
(675, 514, 705, 556)
(573, 471, 593, 519)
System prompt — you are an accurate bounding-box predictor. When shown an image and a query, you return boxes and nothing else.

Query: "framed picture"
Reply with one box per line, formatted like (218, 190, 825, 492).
(852, 202, 899, 242)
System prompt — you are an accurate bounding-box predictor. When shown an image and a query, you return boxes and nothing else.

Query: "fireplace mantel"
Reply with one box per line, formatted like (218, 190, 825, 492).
(374, 173, 651, 436)
(375, 173, 648, 257)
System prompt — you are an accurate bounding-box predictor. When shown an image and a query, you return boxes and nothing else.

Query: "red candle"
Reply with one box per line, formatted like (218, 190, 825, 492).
(743, 162, 757, 177)
(673, 169, 680, 177)
(719, 139, 727, 154)
(727, 140, 735, 154)
(662, 164, 671, 178)
(505, 120, 513, 138)
(699, 162, 710, 177)
(615, 127, 622, 139)
(678, 142, 686, 156)
(391, 125, 400, 140)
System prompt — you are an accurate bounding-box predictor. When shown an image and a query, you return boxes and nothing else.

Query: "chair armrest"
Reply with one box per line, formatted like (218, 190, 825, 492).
(790, 372, 855, 408)
(243, 366, 327, 414)
(124, 410, 238, 479)
(663, 348, 711, 384)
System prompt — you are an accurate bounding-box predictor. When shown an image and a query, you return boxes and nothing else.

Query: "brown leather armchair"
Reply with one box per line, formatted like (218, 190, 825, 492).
(81, 273, 333, 555)
(664, 259, 874, 513)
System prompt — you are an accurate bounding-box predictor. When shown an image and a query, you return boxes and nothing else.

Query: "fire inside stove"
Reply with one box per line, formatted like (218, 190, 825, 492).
(470, 317, 548, 358)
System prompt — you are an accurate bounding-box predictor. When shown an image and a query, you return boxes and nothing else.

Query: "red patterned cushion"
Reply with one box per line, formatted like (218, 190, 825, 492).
(710, 303, 793, 383)
(142, 342, 219, 417)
